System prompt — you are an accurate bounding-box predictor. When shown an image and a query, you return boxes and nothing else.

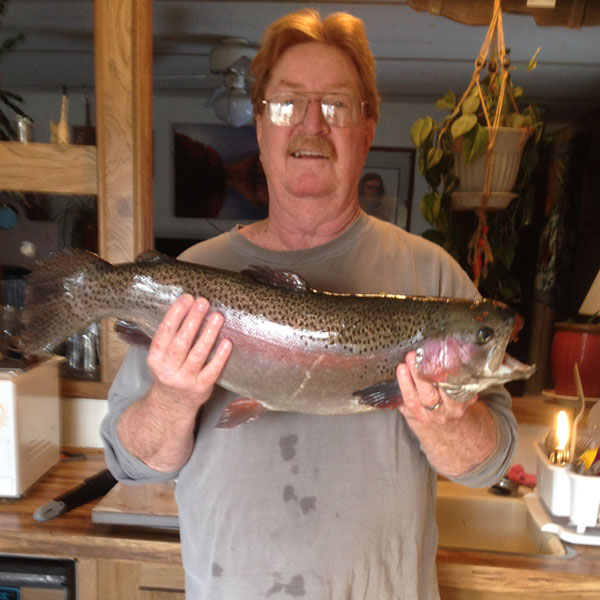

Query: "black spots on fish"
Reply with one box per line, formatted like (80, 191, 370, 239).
(353, 355, 395, 386)
(279, 434, 298, 461)
(266, 574, 306, 597)
(212, 562, 223, 577)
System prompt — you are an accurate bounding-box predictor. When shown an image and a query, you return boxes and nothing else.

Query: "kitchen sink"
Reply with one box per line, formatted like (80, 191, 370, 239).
(436, 481, 567, 556)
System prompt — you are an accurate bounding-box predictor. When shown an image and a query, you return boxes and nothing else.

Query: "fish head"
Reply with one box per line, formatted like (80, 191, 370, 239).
(414, 298, 534, 401)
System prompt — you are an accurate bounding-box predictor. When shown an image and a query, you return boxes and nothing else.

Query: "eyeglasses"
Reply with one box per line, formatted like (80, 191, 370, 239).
(261, 92, 367, 127)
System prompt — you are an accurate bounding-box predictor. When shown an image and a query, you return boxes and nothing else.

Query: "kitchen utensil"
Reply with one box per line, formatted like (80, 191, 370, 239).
(588, 460, 600, 476)
(489, 477, 519, 496)
(544, 428, 557, 456)
(575, 434, 594, 457)
(588, 401, 600, 445)
(570, 364, 587, 465)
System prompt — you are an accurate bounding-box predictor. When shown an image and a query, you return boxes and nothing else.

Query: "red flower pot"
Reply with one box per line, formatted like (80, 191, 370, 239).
(551, 322, 600, 397)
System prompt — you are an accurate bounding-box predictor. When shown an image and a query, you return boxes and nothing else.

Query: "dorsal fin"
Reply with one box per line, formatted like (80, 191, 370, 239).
(241, 265, 310, 293)
(134, 250, 176, 265)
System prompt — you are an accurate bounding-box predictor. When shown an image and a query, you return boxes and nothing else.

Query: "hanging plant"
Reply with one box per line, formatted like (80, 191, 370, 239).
(0, 0, 32, 140)
(410, 0, 543, 299)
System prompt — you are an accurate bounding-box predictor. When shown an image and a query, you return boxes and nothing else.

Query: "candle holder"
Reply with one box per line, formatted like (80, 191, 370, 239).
(548, 448, 569, 466)
(535, 442, 600, 534)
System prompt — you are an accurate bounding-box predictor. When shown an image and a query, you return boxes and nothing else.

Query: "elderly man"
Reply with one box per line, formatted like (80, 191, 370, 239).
(102, 9, 516, 599)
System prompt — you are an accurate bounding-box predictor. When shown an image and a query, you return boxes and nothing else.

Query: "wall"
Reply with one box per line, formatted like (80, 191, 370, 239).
(1, 90, 433, 242)
(152, 92, 432, 239)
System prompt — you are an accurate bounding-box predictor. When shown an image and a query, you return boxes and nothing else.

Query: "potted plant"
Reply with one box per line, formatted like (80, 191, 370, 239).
(550, 272, 600, 399)
(410, 50, 542, 214)
(409, 3, 543, 299)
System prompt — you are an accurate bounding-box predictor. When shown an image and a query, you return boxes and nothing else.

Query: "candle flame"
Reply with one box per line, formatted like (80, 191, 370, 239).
(556, 410, 570, 451)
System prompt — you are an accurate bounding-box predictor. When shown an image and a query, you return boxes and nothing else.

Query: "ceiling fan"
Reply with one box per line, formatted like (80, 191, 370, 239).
(205, 37, 257, 127)
(153, 36, 257, 127)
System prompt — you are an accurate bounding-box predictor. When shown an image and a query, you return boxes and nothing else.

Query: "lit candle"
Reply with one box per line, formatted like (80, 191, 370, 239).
(550, 410, 570, 464)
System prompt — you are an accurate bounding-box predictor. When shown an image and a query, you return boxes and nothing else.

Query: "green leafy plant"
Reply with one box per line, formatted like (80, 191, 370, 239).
(411, 50, 542, 229)
(0, 0, 31, 140)
(409, 50, 544, 303)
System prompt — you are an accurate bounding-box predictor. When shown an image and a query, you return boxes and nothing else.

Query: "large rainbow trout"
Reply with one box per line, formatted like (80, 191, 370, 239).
(23, 249, 534, 427)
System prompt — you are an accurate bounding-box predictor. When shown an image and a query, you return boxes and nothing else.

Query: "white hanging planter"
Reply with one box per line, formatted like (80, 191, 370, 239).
(451, 126, 532, 211)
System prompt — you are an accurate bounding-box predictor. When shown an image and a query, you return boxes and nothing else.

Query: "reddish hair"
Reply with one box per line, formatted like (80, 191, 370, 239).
(250, 9, 379, 122)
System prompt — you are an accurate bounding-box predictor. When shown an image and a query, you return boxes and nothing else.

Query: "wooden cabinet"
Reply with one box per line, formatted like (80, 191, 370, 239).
(98, 560, 185, 600)
(0, 0, 153, 396)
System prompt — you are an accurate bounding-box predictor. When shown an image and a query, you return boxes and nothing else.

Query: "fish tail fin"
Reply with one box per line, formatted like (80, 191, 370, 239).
(23, 249, 111, 354)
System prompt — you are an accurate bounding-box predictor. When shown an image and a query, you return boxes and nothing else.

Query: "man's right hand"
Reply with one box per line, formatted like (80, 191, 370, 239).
(116, 294, 232, 472)
(146, 294, 232, 411)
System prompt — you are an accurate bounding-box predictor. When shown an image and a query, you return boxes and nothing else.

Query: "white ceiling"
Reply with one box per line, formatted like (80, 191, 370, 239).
(1, 1, 599, 121)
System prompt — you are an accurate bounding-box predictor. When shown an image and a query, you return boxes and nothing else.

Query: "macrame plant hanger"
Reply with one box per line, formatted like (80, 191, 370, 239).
(448, 0, 519, 286)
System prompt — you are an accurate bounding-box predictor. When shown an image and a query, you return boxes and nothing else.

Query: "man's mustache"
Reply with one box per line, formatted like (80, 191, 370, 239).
(287, 133, 337, 160)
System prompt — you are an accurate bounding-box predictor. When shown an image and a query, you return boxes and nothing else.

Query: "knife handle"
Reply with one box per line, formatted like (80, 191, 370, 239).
(33, 469, 117, 522)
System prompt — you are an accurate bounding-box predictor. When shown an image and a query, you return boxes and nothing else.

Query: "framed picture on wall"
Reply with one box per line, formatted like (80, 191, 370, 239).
(360, 146, 415, 230)
(173, 123, 268, 221)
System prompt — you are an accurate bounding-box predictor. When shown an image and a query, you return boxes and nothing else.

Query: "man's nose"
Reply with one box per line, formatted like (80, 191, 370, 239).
(301, 99, 330, 133)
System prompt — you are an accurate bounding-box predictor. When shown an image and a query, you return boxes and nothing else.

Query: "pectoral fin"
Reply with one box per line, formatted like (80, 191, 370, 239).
(353, 380, 404, 409)
(114, 320, 152, 347)
(215, 399, 266, 429)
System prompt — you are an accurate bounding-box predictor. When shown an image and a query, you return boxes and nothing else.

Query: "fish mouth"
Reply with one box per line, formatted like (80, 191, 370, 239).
(483, 311, 524, 375)
(438, 353, 536, 402)
(480, 352, 536, 382)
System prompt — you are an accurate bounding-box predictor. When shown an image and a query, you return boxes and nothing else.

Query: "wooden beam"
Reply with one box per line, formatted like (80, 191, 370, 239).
(0, 142, 97, 195)
(407, 0, 600, 26)
(94, 0, 153, 382)
(94, 0, 153, 265)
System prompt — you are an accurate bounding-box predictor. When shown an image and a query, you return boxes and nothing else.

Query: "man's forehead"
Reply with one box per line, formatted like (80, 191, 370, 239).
(271, 78, 357, 93)
(267, 42, 362, 93)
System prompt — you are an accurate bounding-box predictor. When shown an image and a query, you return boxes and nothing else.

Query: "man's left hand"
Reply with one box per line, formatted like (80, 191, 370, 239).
(395, 350, 498, 477)
(396, 351, 478, 424)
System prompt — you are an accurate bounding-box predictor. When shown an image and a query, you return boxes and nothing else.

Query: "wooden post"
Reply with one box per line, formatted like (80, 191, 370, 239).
(94, 0, 154, 382)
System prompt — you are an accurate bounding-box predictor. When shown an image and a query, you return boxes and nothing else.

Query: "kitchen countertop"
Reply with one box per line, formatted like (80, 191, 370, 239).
(511, 393, 596, 427)
(0, 449, 181, 565)
(0, 448, 599, 597)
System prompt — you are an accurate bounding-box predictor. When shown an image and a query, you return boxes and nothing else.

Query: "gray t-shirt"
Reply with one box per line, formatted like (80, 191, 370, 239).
(101, 213, 517, 599)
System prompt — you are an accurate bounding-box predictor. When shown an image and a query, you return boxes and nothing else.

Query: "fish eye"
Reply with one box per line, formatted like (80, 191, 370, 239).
(476, 327, 494, 345)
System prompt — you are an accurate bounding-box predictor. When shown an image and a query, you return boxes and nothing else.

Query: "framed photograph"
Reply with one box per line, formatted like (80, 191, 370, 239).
(173, 123, 268, 221)
(360, 146, 415, 230)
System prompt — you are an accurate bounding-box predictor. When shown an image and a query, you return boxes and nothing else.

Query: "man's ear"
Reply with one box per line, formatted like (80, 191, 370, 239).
(363, 118, 376, 156)
(255, 112, 264, 146)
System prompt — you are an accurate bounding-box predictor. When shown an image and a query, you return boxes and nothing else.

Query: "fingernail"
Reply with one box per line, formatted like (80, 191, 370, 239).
(210, 311, 224, 325)
(194, 297, 210, 311)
